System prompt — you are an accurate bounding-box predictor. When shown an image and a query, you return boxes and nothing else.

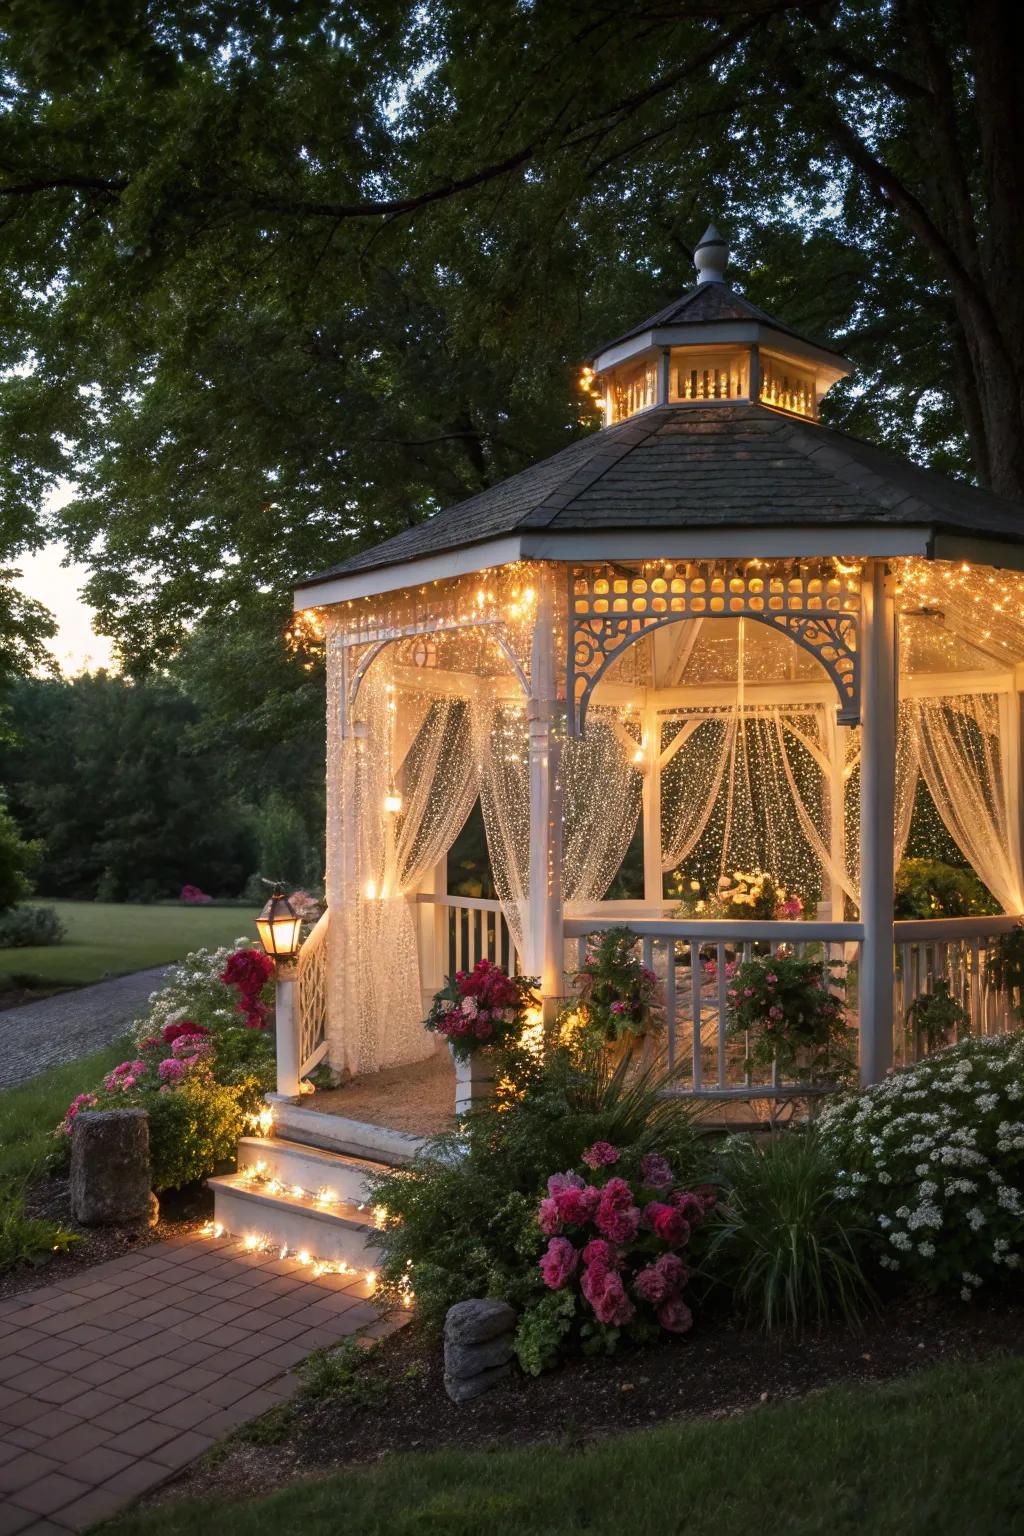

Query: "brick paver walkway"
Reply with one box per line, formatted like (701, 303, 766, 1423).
(0, 969, 171, 1091)
(0, 1231, 393, 1532)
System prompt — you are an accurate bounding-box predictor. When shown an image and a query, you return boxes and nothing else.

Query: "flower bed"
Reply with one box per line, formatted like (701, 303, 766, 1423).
(53, 940, 276, 1190)
(819, 1033, 1024, 1298)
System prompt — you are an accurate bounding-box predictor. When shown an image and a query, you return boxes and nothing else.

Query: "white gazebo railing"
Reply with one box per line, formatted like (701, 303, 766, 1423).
(564, 915, 861, 1097)
(893, 914, 1021, 1065)
(415, 892, 520, 978)
(295, 909, 330, 1080)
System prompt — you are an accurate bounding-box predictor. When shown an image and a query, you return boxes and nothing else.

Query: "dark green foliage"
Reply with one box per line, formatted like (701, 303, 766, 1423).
(894, 859, 999, 920)
(0, 904, 65, 947)
(143, 1075, 246, 1193)
(0, 1186, 78, 1272)
(905, 981, 971, 1054)
(705, 1132, 875, 1336)
(986, 925, 1024, 1012)
(370, 1047, 709, 1329)
(0, 674, 256, 900)
(0, 794, 37, 911)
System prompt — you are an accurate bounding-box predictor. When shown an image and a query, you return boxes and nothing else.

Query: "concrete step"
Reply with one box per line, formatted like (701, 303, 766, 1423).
(235, 1136, 388, 1207)
(208, 1174, 382, 1270)
(265, 1097, 428, 1166)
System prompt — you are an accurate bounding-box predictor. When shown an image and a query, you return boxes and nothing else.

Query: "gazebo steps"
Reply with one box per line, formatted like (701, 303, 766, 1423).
(265, 1097, 429, 1165)
(208, 1171, 382, 1269)
(235, 1134, 387, 1206)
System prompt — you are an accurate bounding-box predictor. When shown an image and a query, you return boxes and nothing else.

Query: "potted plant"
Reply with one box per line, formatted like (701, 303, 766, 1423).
(726, 950, 853, 1083)
(425, 958, 539, 1113)
(572, 928, 663, 1065)
(905, 979, 970, 1056)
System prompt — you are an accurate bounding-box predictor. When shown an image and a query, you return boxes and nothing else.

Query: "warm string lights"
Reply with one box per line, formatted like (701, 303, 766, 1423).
(197, 1220, 413, 1303)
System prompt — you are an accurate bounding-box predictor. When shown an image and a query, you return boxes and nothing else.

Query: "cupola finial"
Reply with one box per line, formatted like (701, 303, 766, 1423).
(693, 223, 728, 285)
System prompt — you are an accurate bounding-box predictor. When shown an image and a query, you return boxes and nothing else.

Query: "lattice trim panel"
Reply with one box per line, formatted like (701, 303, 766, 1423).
(568, 562, 861, 732)
(297, 908, 330, 1075)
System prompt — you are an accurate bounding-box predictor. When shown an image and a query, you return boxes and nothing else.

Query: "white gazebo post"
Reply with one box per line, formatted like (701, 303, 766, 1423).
(527, 570, 565, 1016)
(326, 644, 364, 1083)
(859, 559, 897, 1085)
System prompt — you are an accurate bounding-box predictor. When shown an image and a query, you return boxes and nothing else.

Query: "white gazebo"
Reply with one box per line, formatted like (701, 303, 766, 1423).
(285, 227, 1024, 1106)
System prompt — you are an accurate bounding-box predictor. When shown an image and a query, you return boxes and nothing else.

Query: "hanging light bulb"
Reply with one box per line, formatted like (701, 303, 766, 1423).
(383, 784, 403, 815)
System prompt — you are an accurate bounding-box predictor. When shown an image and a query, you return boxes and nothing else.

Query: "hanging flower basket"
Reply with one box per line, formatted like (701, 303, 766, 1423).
(726, 950, 855, 1083)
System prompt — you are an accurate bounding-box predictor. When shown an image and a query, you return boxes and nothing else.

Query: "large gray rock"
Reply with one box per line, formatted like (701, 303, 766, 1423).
(444, 1362, 512, 1403)
(70, 1108, 151, 1226)
(444, 1333, 514, 1379)
(445, 1298, 517, 1346)
(443, 1298, 517, 1404)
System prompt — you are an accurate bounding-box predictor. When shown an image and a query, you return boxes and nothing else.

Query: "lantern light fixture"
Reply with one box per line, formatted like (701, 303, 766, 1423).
(383, 784, 403, 815)
(255, 888, 303, 963)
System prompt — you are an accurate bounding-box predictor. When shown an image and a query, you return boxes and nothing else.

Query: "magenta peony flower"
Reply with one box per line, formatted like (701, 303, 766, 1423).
(539, 1237, 579, 1290)
(547, 1171, 586, 1198)
(644, 1202, 691, 1246)
(639, 1152, 674, 1189)
(537, 1197, 561, 1236)
(581, 1238, 617, 1273)
(654, 1252, 688, 1290)
(554, 1185, 601, 1226)
(595, 1197, 641, 1245)
(669, 1191, 707, 1224)
(597, 1177, 634, 1211)
(582, 1266, 635, 1327)
(158, 1057, 187, 1084)
(581, 1141, 619, 1169)
(656, 1293, 694, 1333)
(633, 1263, 672, 1305)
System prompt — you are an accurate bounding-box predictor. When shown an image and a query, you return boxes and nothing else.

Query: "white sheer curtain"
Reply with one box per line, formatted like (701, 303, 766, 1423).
(344, 667, 477, 1074)
(472, 694, 642, 954)
(911, 692, 1024, 914)
(660, 714, 737, 870)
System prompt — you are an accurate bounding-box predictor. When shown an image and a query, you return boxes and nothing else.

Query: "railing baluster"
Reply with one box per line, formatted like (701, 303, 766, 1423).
(716, 941, 728, 1089)
(690, 940, 702, 1093)
(665, 935, 677, 1073)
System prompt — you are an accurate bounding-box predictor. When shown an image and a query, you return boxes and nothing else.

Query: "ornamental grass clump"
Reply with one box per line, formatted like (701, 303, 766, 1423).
(727, 950, 855, 1083)
(818, 1032, 1024, 1299)
(704, 1131, 875, 1336)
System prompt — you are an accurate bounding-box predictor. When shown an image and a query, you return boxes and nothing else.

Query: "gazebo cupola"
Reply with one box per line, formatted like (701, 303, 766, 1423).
(584, 225, 851, 424)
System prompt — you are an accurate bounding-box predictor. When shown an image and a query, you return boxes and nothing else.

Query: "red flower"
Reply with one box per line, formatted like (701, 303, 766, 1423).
(644, 1202, 691, 1246)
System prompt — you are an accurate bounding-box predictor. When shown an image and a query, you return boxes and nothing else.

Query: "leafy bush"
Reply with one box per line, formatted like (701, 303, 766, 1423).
(0, 1187, 78, 1272)
(144, 1072, 247, 1191)
(986, 925, 1024, 1014)
(0, 905, 66, 949)
(894, 858, 998, 919)
(905, 980, 970, 1054)
(0, 795, 38, 912)
(571, 928, 662, 1044)
(526, 1141, 715, 1370)
(727, 951, 854, 1082)
(704, 1132, 874, 1335)
(369, 1046, 711, 1333)
(818, 1033, 1024, 1299)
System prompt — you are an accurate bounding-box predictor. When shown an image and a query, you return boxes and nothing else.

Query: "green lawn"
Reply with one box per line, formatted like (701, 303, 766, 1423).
(0, 1036, 133, 1182)
(0, 901, 257, 987)
(107, 1356, 1024, 1536)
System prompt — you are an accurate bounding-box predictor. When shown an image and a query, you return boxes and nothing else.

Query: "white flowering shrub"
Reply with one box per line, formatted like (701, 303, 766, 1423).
(133, 942, 257, 1042)
(819, 1033, 1024, 1299)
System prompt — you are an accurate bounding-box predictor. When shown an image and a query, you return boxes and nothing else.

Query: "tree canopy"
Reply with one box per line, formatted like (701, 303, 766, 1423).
(0, 0, 1020, 674)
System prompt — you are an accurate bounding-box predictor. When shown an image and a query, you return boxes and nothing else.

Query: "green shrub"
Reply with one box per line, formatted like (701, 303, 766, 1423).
(905, 980, 970, 1054)
(0, 796, 38, 912)
(0, 1187, 78, 1271)
(894, 858, 998, 919)
(369, 1045, 710, 1330)
(144, 1072, 246, 1191)
(818, 1033, 1024, 1299)
(0, 905, 66, 948)
(704, 1131, 874, 1335)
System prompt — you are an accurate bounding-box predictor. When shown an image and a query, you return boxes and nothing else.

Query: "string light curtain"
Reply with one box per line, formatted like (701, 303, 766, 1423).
(472, 693, 643, 955)
(911, 693, 1024, 914)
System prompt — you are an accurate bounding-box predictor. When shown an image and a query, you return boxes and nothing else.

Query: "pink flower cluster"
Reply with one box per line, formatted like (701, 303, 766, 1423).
(180, 884, 212, 905)
(426, 959, 533, 1056)
(58, 1091, 99, 1137)
(537, 1142, 715, 1336)
(103, 1059, 147, 1093)
(220, 948, 274, 1029)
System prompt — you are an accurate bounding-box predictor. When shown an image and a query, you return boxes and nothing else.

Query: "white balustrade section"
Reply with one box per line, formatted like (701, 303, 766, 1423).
(893, 914, 1021, 1065)
(415, 893, 520, 978)
(563, 917, 862, 1098)
(296, 908, 330, 1078)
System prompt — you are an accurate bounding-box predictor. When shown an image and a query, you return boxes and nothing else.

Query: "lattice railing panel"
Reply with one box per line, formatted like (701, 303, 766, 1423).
(297, 908, 330, 1075)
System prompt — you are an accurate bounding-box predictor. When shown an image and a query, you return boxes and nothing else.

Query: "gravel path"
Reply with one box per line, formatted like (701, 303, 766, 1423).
(0, 968, 169, 1090)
